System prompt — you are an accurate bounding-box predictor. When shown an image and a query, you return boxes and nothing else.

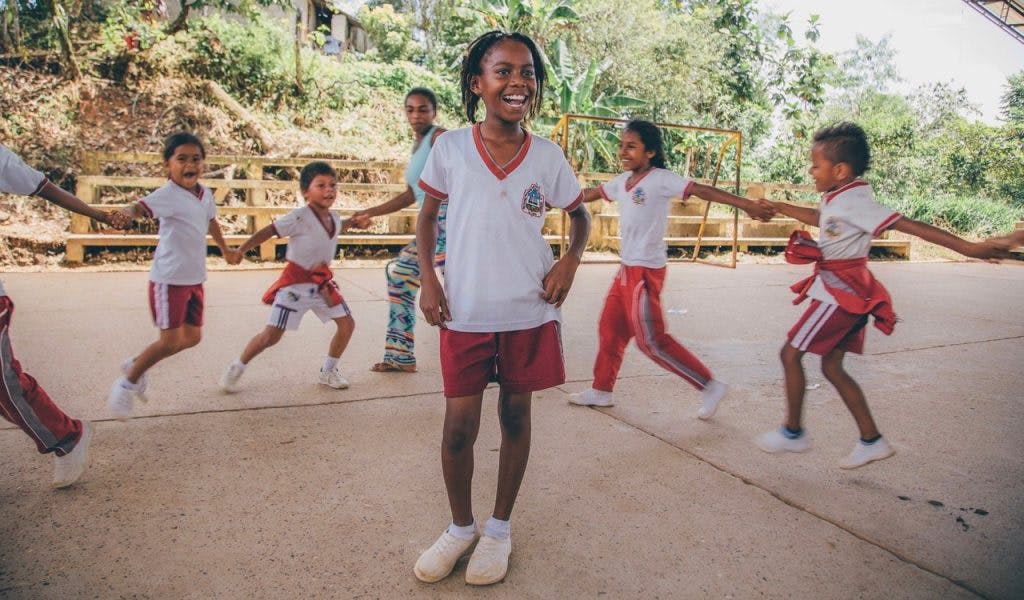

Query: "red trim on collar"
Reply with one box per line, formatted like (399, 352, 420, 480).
(823, 179, 869, 204)
(625, 167, 656, 192)
(472, 123, 532, 181)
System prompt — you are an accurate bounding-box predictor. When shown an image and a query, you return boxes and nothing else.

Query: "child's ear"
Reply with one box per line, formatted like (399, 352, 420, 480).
(834, 161, 853, 180)
(469, 74, 481, 95)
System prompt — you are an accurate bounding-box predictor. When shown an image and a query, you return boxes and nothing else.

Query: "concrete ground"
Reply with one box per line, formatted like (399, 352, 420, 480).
(0, 260, 1021, 599)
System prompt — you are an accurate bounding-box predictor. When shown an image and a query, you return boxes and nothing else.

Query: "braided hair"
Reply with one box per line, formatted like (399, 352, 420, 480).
(460, 30, 546, 123)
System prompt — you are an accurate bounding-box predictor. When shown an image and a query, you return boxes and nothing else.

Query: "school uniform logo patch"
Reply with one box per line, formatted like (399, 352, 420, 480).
(632, 187, 647, 205)
(521, 183, 545, 217)
(824, 216, 842, 238)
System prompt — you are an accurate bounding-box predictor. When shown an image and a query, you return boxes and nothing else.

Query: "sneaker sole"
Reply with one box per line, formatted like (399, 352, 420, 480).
(839, 448, 895, 469)
(413, 543, 476, 583)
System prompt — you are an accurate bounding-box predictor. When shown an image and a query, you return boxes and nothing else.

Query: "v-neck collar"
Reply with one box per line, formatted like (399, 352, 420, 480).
(307, 205, 336, 238)
(823, 179, 869, 204)
(625, 168, 656, 192)
(170, 179, 205, 200)
(473, 123, 532, 181)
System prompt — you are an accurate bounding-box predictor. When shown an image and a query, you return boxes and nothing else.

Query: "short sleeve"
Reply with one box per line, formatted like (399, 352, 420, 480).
(545, 146, 583, 211)
(418, 136, 448, 200)
(845, 192, 901, 236)
(140, 187, 175, 219)
(0, 144, 46, 196)
(272, 207, 304, 238)
(206, 189, 217, 221)
(600, 172, 628, 204)
(658, 170, 693, 201)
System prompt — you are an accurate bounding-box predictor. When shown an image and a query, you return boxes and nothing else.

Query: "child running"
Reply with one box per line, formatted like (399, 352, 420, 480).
(412, 31, 591, 586)
(107, 132, 238, 419)
(219, 161, 359, 391)
(1, 143, 130, 487)
(570, 120, 774, 418)
(755, 122, 1008, 468)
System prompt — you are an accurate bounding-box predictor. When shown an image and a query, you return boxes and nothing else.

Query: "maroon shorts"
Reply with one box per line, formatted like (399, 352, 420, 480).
(440, 321, 565, 397)
(788, 299, 868, 356)
(149, 282, 204, 329)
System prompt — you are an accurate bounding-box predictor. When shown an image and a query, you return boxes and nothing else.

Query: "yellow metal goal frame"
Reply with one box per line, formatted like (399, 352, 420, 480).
(550, 114, 743, 268)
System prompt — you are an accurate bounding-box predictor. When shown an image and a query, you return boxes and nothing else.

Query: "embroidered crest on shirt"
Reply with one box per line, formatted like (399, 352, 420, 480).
(521, 183, 545, 217)
(824, 216, 842, 238)
(631, 187, 647, 205)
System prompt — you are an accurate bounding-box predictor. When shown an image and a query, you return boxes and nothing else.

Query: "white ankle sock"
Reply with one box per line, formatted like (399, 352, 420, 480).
(322, 356, 338, 372)
(233, 358, 246, 370)
(483, 516, 510, 540)
(448, 521, 476, 540)
(117, 376, 138, 390)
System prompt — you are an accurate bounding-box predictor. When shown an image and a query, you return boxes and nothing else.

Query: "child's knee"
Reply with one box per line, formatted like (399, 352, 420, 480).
(337, 315, 355, 333)
(443, 423, 476, 454)
(820, 354, 845, 381)
(262, 327, 284, 347)
(498, 401, 530, 437)
(780, 343, 802, 365)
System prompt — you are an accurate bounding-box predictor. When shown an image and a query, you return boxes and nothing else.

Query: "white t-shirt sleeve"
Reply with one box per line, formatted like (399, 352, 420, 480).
(0, 144, 46, 196)
(418, 137, 448, 200)
(272, 207, 303, 237)
(846, 193, 901, 235)
(660, 170, 693, 201)
(140, 186, 176, 219)
(545, 149, 583, 211)
(599, 172, 627, 202)
(206, 189, 217, 221)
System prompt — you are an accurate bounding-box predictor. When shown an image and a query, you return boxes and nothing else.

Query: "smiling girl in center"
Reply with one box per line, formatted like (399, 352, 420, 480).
(411, 30, 591, 586)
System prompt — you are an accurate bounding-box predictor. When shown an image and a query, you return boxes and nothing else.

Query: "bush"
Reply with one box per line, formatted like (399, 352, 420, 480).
(881, 192, 1022, 237)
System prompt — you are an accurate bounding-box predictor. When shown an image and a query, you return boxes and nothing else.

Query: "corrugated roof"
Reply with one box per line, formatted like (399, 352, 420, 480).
(962, 0, 1024, 44)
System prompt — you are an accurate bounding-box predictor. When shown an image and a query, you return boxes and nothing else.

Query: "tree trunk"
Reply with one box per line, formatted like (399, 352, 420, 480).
(164, 0, 191, 34)
(294, 9, 304, 95)
(1, 2, 22, 53)
(205, 80, 278, 154)
(47, 0, 81, 80)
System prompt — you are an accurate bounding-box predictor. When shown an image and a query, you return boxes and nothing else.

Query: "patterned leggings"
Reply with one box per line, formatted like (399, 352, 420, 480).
(381, 205, 446, 366)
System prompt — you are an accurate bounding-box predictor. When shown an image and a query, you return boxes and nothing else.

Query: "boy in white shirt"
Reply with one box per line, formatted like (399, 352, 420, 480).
(756, 122, 1008, 468)
(219, 161, 361, 391)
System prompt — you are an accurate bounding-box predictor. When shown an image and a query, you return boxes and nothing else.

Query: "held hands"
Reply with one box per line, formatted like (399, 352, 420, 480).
(224, 248, 243, 265)
(105, 209, 134, 230)
(541, 254, 580, 308)
(347, 211, 373, 230)
(419, 274, 450, 328)
(964, 240, 1014, 262)
(746, 199, 776, 222)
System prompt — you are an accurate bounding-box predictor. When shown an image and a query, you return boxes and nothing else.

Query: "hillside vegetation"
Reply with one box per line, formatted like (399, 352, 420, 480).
(0, 0, 1021, 266)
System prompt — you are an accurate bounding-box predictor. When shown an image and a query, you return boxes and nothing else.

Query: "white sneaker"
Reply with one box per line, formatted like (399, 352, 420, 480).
(756, 427, 810, 453)
(220, 362, 245, 392)
(697, 379, 726, 420)
(53, 421, 93, 488)
(120, 358, 148, 402)
(465, 533, 512, 586)
(839, 437, 895, 469)
(108, 378, 135, 420)
(413, 529, 478, 583)
(319, 368, 349, 389)
(569, 388, 615, 407)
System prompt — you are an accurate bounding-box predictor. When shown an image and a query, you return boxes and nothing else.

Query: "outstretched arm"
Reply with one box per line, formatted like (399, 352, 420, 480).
(208, 219, 239, 264)
(768, 201, 819, 227)
(581, 186, 604, 203)
(689, 183, 774, 221)
(36, 181, 131, 229)
(349, 187, 416, 228)
(891, 217, 1011, 260)
(542, 202, 592, 307)
(234, 223, 276, 258)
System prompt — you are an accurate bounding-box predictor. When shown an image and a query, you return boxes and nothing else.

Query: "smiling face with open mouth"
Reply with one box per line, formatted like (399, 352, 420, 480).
(471, 38, 537, 125)
(165, 143, 205, 192)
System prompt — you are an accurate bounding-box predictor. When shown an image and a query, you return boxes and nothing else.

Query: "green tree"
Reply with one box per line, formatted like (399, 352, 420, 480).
(1001, 71, 1024, 125)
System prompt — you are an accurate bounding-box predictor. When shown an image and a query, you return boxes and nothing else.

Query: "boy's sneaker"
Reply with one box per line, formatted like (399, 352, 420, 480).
(697, 379, 726, 420)
(53, 421, 93, 488)
(413, 529, 478, 583)
(107, 378, 136, 420)
(839, 437, 895, 469)
(220, 362, 245, 392)
(569, 388, 615, 407)
(756, 427, 811, 453)
(120, 358, 148, 402)
(319, 368, 349, 389)
(465, 533, 512, 586)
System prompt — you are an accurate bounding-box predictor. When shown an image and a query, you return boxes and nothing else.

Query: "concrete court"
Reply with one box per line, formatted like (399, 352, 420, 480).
(0, 260, 1021, 599)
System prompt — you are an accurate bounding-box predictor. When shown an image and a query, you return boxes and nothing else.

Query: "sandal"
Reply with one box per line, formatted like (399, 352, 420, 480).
(370, 361, 417, 373)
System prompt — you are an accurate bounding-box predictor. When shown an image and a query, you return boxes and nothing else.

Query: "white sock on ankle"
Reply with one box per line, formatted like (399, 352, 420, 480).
(483, 516, 510, 540)
(322, 356, 338, 372)
(448, 521, 476, 540)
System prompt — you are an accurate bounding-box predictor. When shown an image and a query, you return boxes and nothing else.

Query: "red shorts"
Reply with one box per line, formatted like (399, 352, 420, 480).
(440, 321, 565, 397)
(788, 300, 868, 356)
(149, 282, 204, 329)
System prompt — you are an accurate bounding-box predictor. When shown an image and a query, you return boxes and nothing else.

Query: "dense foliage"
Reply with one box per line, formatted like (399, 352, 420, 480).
(0, 0, 1020, 235)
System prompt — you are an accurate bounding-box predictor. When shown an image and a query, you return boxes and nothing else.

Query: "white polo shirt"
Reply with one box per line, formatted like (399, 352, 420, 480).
(272, 205, 340, 270)
(600, 168, 693, 268)
(806, 179, 902, 303)
(139, 180, 218, 285)
(419, 124, 583, 332)
(0, 143, 47, 196)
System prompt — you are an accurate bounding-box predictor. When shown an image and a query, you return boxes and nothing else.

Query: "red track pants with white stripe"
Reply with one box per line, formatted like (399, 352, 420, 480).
(593, 265, 712, 392)
(0, 294, 82, 456)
